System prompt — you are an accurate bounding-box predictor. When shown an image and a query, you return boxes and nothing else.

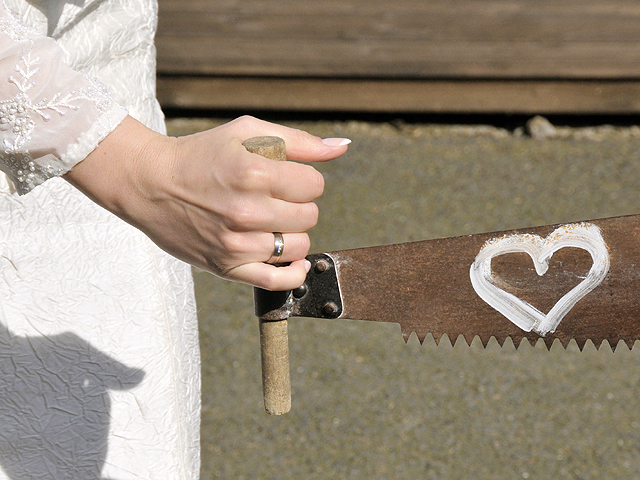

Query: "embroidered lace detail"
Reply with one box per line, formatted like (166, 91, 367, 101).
(0, 6, 37, 42)
(0, 23, 124, 193)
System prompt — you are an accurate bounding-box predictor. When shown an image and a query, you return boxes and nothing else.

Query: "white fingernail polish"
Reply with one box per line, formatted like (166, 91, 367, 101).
(322, 138, 352, 147)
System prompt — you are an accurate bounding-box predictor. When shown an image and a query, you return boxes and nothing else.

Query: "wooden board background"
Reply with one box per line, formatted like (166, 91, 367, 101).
(156, 0, 640, 114)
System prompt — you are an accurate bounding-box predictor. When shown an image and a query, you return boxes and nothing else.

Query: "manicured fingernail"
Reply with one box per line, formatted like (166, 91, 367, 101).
(304, 260, 312, 273)
(322, 137, 352, 146)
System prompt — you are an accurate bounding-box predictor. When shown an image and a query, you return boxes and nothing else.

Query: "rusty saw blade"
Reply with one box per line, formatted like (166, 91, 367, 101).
(255, 214, 640, 350)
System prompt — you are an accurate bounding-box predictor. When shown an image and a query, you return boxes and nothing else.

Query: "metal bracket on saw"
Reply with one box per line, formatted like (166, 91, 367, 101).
(254, 253, 343, 321)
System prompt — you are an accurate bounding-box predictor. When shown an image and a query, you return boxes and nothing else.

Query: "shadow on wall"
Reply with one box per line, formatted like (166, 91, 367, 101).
(0, 321, 144, 479)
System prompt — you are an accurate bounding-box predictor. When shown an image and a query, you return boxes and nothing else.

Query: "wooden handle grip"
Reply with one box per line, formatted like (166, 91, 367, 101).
(243, 136, 291, 415)
(259, 318, 291, 415)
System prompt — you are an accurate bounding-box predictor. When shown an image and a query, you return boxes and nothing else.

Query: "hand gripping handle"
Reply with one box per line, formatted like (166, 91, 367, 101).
(243, 136, 291, 415)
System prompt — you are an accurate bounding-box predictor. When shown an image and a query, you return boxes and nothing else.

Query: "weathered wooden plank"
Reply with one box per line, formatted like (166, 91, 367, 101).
(159, 0, 640, 22)
(157, 0, 640, 79)
(157, 77, 640, 114)
(159, 3, 640, 42)
(157, 37, 640, 78)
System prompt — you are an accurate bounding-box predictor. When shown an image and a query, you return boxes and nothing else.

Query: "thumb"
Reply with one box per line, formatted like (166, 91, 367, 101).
(280, 128, 351, 163)
(226, 116, 351, 163)
(250, 122, 351, 163)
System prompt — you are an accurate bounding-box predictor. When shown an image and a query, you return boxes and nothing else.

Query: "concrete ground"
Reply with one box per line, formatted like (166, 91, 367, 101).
(167, 116, 640, 480)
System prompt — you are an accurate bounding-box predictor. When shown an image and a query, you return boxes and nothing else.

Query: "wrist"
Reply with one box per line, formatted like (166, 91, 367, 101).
(64, 116, 175, 221)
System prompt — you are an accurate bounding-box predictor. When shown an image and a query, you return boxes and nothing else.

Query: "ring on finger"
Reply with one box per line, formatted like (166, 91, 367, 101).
(270, 232, 284, 264)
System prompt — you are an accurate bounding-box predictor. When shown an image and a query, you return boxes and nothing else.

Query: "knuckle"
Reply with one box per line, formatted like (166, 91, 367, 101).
(226, 201, 263, 230)
(305, 166, 325, 196)
(298, 234, 311, 256)
(232, 115, 258, 128)
(218, 231, 247, 256)
(235, 159, 275, 192)
(291, 127, 314, 147)
(303, 203, 319, 228)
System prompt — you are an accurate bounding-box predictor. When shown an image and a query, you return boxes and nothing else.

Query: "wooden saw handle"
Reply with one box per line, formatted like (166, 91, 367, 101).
(242, 136, 291, 415)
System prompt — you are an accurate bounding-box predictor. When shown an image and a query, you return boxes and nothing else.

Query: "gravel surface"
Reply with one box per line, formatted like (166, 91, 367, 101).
(167, 116, 640, 480)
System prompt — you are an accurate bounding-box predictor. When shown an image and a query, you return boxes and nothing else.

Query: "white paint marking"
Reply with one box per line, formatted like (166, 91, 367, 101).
(469, 223, 610, 336)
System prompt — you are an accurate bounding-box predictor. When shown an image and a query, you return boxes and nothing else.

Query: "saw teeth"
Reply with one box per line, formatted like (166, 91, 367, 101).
(400, 327, 638, 352)
(558, 337, 572, 349)
(601, 339, 613, 351)
(575, 338, 587, 351)
(493, 337, 507, 348)
(513, 337, 530, 349)
(462, 333, 474, 347)
(440, 333, 454, 347)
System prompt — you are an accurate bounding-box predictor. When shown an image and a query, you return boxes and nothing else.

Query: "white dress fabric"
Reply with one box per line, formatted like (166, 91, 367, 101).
(0, 1, 200, 479)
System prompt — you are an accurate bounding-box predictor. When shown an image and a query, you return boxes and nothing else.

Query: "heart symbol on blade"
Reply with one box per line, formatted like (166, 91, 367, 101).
(469, 223, 610, 336)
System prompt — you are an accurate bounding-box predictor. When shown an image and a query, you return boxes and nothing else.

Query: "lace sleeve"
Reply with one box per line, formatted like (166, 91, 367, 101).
(0, 4, 128, 194)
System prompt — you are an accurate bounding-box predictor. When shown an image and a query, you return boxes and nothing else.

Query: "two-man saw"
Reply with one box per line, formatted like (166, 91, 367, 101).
(244, 137, 640, 415)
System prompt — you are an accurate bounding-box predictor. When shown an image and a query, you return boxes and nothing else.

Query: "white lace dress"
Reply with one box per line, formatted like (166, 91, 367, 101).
(0, 1, 200, 479)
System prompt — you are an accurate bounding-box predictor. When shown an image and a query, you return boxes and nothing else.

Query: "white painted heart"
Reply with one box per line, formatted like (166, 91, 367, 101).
(469, 223, 610, 336)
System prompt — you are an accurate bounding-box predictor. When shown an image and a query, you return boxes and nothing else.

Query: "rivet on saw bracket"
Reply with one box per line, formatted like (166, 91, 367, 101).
(314, 259, 329, 274)
(322, 302, 339, 316)
(253, 253, 342, 320)
(292, 284, 308, 299)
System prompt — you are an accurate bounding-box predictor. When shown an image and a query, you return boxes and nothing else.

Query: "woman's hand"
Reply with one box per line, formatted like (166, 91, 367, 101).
(64, 115, 350, 290)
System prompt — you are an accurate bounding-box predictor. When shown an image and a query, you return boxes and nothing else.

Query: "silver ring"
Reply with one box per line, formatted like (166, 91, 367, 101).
(271, 232, 284, 264)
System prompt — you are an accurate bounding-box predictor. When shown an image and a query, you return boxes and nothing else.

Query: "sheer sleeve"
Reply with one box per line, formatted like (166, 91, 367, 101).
(0, 3, 128, 194)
